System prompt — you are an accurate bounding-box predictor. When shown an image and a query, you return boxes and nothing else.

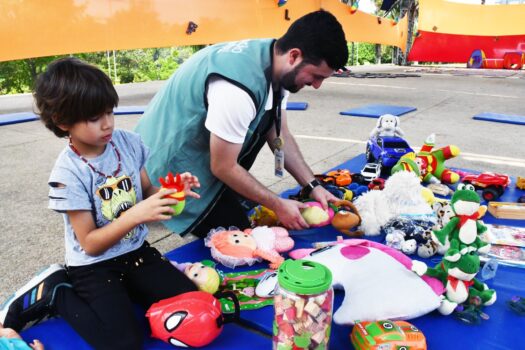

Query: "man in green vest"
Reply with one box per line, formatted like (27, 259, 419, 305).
(135, 10, 349, 237)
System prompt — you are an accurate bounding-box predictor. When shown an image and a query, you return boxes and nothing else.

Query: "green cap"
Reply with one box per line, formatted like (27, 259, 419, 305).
(278, 259, 332, 295)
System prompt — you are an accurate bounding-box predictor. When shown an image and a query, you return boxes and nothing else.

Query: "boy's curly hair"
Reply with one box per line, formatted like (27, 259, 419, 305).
(34, 57, 119, 138)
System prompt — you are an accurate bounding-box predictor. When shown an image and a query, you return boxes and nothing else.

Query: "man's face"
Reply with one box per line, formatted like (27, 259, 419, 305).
(280, 60, 334, 93)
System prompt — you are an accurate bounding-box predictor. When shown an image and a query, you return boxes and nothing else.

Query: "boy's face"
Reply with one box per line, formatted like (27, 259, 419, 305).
(61, 110, 115, 156)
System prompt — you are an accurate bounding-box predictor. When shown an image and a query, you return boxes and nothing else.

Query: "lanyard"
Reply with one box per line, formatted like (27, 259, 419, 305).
(273, 87, 282, 138)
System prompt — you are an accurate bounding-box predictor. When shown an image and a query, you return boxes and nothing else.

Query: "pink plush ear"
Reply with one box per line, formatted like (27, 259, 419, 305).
(289, 248, 315, 260)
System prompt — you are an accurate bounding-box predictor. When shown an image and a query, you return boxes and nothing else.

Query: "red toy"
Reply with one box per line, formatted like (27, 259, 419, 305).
(146, 291, 239, 348)
(159, 172, 186, 215)
(462, 172, 510, 201)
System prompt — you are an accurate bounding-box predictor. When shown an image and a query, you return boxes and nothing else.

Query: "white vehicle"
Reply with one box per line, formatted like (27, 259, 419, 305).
(360, 163, 382, 182)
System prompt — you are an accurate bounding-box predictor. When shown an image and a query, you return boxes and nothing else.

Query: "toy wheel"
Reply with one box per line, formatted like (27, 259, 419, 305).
(482, 187, 499, 201)
(518, 195, 525, 204)
(365, 144, 374, 162)
(495, 186, 505, 197)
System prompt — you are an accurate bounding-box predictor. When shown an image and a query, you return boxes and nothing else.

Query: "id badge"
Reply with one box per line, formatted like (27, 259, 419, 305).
(274, 148, 284, 177)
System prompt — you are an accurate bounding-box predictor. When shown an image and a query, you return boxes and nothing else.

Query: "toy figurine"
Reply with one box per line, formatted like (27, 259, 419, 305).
(331, 200, 363, 237)
(392, 134, 461, 185)
(205, 226, 294, 269)
(412, 250, 496, 316)
(431, 183, 489, 262)
(159, 172, 186, 216)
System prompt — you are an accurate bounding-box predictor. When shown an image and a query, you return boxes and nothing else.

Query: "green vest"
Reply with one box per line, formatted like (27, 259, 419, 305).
(135, 39, 276, 235)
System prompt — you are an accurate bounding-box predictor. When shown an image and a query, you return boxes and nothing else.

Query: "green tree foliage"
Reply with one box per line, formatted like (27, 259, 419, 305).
(347, 42, 393, 66)
(0, 46, 199, 95)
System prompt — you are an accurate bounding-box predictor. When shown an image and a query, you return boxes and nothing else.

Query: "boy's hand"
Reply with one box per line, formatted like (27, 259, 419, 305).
(179, 172, 201, 199)
(128, 188, 179, 223)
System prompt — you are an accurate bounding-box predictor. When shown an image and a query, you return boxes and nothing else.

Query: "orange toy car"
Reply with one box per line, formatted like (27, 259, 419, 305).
(350, 320, 427, 350)
(324, 169, 352, 187)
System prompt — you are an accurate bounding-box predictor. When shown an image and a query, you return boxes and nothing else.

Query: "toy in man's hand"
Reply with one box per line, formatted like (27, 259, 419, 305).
(159, 172, 186, 216)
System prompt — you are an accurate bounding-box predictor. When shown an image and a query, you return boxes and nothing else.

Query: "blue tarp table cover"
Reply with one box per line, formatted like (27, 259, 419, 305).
(20, 154, 525, 349)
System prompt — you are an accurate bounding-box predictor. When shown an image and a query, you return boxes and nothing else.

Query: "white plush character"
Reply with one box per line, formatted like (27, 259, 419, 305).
(385, 230, 405, 250)
(354, 171, 436, 236)
(370, 114, 404, 138)
(401, 239, 417, 255)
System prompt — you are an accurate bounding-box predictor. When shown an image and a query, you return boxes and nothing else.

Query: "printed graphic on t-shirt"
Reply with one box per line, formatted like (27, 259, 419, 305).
(96, 174, 137, 239)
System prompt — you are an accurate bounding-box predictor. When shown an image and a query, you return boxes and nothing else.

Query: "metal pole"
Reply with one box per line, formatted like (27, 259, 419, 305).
(106, 51, 111, 80)
(112, 50, 117, 83)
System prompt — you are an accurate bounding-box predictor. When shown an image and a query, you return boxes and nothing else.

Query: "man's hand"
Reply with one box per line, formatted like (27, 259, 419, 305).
(273, 198, 309, 230)
(310, 185, 338, 210)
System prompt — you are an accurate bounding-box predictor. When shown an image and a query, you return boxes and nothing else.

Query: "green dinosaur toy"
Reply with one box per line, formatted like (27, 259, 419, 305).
(412, 251, 497, 316)
(431, 183, 489, 262)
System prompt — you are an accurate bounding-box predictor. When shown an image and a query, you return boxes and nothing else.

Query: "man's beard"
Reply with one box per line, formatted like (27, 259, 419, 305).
(280, 62, 306, 93)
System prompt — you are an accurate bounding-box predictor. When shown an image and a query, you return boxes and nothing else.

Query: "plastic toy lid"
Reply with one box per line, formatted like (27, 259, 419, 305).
(278, 259, 332, 295)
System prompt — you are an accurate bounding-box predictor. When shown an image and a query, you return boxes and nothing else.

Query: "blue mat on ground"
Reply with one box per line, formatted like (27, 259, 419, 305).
(473, 112, 525, 126)
(114, 105, 146, 115)
(0, 106, 146, 127)
(0, 112, 38, 126)
(340, 104, 416, 118)
(286, 102, 308, 110)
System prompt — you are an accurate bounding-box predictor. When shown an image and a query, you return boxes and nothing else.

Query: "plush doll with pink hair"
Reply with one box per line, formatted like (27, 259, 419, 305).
(205, 226, 294, 269)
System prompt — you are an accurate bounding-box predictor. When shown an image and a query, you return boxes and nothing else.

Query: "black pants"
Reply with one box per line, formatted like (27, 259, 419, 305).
(55, 242, 197, 350)
(191, 188, 251, 238)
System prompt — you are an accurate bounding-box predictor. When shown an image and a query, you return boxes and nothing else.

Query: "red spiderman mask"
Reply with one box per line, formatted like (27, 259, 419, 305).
(146, 291, 239, 348)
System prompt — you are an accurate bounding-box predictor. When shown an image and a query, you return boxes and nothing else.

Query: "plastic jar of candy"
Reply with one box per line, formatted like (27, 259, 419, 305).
(273, 259, 333, 350)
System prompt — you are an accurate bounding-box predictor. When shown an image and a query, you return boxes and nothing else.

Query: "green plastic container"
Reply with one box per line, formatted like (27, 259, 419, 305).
(273, 259, 333, 350)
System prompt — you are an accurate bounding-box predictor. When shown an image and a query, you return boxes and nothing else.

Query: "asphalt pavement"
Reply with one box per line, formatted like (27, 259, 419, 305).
(1, 64, 524, 302)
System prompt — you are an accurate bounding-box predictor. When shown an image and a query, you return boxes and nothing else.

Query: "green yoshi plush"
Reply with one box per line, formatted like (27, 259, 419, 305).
(431, 183, 490, 263)
(412, 251, 497, 316)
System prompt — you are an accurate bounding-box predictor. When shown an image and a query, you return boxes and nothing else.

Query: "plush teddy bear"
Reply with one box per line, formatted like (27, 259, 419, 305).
(369, 114, 405, 138)
(205, 226, 294, 269)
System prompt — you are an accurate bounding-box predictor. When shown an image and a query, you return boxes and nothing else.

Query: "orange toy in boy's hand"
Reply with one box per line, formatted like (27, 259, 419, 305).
(159, 172, 186, 216)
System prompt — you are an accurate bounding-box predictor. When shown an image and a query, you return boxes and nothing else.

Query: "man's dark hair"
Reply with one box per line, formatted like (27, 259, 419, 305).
(34, 57, 119, 138)
(275, 10, 349, 70)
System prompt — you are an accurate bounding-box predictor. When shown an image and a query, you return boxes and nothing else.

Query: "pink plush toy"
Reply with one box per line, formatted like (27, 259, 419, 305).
(205, 226, 294, 269)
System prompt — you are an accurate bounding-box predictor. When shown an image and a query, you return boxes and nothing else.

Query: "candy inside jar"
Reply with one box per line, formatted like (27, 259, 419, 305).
(273, 260, 333, 350)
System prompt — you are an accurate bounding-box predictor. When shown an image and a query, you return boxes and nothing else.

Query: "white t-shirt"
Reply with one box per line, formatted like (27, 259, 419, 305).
(205, 77, 289, 144)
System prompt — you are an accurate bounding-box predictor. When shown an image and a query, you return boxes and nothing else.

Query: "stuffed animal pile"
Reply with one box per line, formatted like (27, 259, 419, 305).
(354, 171, 436, 236)
(412, 183, 496, 316)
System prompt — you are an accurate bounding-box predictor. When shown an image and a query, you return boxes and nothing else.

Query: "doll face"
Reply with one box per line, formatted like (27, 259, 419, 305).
(227, 231, 257, 250)
(185, 263, 211, 286)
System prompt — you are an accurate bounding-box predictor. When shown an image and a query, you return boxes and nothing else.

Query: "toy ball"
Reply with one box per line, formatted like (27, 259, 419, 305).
(159, 172, 186, 216)
(146, 291, 225, 347)
(301, 201, 334, 227)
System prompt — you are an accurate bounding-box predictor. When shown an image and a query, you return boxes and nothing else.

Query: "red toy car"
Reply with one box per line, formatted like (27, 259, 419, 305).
(462, 172, 510, 201)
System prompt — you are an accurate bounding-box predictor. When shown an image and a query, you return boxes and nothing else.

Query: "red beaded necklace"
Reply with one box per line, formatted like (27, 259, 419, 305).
(69, 139, 122, 178)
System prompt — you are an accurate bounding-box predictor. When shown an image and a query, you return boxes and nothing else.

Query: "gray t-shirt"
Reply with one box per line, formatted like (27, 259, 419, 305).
(48, 129, 149, 266)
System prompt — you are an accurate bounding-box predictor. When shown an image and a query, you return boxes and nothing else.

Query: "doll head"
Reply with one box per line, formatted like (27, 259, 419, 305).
(184, 261, 221, 294)
(205, 227, 260, 268)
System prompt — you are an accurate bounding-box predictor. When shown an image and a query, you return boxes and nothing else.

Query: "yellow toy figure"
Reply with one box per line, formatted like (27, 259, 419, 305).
(183, 261, 221, 294)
